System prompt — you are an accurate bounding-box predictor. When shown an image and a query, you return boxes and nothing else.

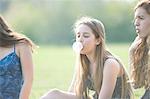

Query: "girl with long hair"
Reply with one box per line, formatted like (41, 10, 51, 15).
(41, 16, 133, 99)
(0, 15, 36, 99)
(129, 0, 150, 98)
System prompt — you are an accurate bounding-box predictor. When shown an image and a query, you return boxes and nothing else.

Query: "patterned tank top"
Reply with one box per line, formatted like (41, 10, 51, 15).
(0, 45, 23, 99)
(85, 75, 130, 99)
(83, 57, 131, 99)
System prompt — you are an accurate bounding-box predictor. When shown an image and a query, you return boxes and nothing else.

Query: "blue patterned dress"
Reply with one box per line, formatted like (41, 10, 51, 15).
(0, 45, 23, 99)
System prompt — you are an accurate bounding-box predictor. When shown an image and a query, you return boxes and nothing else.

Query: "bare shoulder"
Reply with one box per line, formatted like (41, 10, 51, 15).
(15, 42, 31, 56)
(104, 58, 120, 74)
(17, 42, 30, 49)
(104, 58, 120, 68)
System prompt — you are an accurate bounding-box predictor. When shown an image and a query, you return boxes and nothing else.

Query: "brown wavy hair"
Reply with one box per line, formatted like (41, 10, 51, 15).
(129, 0, 150, 89)
(73, 17, 133, 99)
(0, 15, 36, 51)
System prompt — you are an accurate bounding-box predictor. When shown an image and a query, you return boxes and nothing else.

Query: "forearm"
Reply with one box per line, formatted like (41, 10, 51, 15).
(98, 89, 113, 99)
(68, 82, 75, 92)
(19, 80, 33, 99)
(68, 72, 76, 93)
(98, 93, 112, 99)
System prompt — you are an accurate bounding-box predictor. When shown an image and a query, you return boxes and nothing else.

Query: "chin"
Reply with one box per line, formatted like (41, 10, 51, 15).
(80, 52, 85, 55)
(138, 35, 147, 39)
(80, 51, 86, 55)
(138, 36, 144, 39)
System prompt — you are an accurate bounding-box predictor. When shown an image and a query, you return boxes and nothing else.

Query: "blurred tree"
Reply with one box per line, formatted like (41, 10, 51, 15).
(0, 0, 11, 13)
(1, 0, 137, 45)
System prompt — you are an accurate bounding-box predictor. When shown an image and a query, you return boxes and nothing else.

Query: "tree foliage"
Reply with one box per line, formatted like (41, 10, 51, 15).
(1, 0, 137, 45)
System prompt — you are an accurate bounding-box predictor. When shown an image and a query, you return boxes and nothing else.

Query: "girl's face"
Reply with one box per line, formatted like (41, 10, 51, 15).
(75, 24, 100, 55)
(134, 7, 150, 38)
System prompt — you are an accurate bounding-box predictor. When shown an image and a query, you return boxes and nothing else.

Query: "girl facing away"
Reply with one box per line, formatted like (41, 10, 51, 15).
(0, 15, 36, 99)
(41, 16, 133, 99)
(129, 0, 150, 98)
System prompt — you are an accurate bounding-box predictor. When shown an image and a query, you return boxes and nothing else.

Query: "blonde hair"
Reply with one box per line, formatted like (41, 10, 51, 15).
(73, 17, 133, 99)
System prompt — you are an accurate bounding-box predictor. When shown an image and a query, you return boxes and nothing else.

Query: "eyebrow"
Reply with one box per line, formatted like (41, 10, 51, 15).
(134, 14, 144, 19)
(77, 32, 90, 34)
(138, 15, 144, 17)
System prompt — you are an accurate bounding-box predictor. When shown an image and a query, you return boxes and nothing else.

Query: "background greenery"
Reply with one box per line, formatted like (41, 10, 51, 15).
(31, 44, 144, 99)
(0, 0, 138, 45)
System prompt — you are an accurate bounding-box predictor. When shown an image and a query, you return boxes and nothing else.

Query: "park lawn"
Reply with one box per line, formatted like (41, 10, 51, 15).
(30, 43, 144, 99)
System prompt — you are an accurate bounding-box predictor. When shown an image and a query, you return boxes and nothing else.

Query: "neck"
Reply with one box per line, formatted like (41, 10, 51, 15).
(86, 52, 96, 65)
(86, 51, 97, 76)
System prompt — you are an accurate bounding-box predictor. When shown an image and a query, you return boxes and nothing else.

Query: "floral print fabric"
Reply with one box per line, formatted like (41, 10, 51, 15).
(0, 51, 23, 99)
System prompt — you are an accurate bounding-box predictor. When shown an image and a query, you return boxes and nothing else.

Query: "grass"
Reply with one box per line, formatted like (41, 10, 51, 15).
(30, 43, 144, 99)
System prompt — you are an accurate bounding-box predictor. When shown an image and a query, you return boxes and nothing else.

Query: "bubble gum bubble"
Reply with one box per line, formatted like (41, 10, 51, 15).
(72, 42, 83, 53)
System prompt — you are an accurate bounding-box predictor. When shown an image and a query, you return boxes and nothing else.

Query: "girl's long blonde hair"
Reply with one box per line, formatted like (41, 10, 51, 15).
(130, 0, 150, 89)
(73, 17, 133, 99)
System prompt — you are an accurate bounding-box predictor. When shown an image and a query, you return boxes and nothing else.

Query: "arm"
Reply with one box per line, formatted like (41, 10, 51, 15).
(98, 59, 120, 99)
(18, 43, 34, 99)
(68, 71, 76, 92)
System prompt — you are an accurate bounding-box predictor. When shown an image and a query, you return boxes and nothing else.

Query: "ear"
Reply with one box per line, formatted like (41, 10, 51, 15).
(96, 38, 101, 45)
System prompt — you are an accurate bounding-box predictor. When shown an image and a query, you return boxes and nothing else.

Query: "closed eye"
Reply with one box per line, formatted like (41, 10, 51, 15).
(83, 32, 90, 38)
(138, 15, 144, 20)
(83, 35, 89, 38)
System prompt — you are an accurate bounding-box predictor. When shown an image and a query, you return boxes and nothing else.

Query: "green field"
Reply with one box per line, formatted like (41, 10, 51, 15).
(30, 43, 144, 99)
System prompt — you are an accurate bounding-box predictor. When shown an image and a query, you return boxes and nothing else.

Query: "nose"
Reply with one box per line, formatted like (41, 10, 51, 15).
(134, 19, 140, 27)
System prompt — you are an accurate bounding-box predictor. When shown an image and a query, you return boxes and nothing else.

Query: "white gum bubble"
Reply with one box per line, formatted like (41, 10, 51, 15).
(72, 42, 83, 53)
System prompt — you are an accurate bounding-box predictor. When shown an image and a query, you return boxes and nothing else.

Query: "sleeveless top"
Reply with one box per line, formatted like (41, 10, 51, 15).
(141, 89, 150, 99)
(83, 57, 131, 99)
(85, 75, 130, 99)
(0, 45, 23, 99)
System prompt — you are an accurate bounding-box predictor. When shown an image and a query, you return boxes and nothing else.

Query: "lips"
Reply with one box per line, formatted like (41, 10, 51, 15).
(135, 28, 140, 33)
(136, 29, 140, 33)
